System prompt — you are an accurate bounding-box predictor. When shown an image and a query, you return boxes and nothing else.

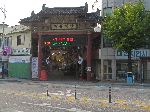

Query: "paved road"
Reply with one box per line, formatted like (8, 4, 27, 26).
(0, 81, 150, 112)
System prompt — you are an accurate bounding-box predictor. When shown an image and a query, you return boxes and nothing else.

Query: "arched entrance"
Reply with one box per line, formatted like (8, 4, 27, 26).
(40, 34, 87, 80)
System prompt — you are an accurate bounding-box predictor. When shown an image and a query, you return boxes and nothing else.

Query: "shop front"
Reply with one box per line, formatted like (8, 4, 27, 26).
(115, 49, 149, 81)
(99, 48, 150, 81)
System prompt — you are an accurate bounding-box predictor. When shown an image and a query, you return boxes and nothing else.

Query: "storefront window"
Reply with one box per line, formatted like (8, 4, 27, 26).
(116, 61, 138, 80)
(104, 60, 112, 79)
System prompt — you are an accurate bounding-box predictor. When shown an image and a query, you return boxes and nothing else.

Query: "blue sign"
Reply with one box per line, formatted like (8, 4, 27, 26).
(116, 49, 149, 59)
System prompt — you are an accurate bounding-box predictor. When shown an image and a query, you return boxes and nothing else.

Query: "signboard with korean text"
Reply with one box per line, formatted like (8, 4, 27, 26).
(42, 35, 87, 46)
(116, 49, 150, 59)
(9, 56, 30, 63)
(12, 48, 31, 55)
(51, 23, 77, 30)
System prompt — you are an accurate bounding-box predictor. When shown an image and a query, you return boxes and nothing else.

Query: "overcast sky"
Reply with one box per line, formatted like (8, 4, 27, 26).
(0, 0, 101, 26)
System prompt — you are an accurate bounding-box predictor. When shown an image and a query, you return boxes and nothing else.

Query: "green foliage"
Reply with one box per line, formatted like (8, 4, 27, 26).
(103, 2, 150, 52)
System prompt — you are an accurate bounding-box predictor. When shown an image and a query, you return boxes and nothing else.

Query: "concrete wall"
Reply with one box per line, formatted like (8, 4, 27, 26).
(99, 48, 115, 59)
(144, 0, 150, 10)
(102, 0, 149, 16)
(102, 0, 143, 9)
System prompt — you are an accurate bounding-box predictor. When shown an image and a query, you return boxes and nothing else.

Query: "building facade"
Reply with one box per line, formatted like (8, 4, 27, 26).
(0, 25, 32, 78)
(0, 23, 10, 78)
(100, 0, 150, 82)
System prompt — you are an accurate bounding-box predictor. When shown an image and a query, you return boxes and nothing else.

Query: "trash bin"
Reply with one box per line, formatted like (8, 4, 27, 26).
(40, 70, 48, 81)
(127, 72, 134, 84)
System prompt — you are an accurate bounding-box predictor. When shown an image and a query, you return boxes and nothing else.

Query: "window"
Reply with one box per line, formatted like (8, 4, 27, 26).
(103, 37, 112, 47)
(0, 36, 11, 47)
(4, 37, 9, 46)
(0, 38, 2, 47)
(17, 35, 21, 45)
(9, 36, 12, 46)
(17, 35, 25, 45)
(103, 7, 112, 17)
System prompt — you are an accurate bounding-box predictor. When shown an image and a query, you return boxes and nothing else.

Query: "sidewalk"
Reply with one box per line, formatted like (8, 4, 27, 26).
(0, 77, 150, 87)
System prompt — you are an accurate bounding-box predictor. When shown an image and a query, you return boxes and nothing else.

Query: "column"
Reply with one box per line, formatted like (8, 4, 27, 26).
(87, 32, 92, 81)
(100, 33, 104, 80)
(112, 59, 116, 80)
(38, 34, 42, 79)
(137, 60, 141, 81)
(101, 59, 104, 80)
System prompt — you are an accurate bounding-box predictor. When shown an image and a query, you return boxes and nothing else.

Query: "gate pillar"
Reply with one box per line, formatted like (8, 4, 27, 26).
(87, 32, 92, 81)
(38, 34, 42, 79)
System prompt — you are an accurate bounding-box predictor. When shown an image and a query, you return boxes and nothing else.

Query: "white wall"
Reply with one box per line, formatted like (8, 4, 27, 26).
(99, 48, 115, 59)
(102, 0, 149, 12)
(144, 0, 150, 10)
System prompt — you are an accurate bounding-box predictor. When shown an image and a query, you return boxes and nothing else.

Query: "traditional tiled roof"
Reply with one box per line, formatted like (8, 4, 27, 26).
(79, 12, 101, 22)
(20, 14, 41, 23)
(40, 6, 86, 15)
(20, 3, 101, 24)
(20, 7, 86, 23)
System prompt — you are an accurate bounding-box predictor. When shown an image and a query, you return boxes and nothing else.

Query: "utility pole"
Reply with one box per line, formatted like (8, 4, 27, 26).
(0, 6, 6, 78)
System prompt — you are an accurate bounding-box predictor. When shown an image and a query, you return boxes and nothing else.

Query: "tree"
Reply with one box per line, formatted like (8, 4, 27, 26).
(102, 2, 150, 72)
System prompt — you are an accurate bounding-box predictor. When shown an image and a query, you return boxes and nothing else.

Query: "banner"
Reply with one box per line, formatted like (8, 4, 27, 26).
(32, 57, 38, 79)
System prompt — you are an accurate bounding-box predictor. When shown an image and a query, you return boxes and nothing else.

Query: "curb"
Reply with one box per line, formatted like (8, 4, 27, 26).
(0, 78, 150, 87)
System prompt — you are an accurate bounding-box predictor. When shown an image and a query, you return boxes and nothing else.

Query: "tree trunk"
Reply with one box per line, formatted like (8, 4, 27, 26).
(127, 51, 132, 72)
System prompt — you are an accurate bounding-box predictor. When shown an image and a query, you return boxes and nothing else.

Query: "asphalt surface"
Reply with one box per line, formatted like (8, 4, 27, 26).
(0, 79, 150, 112)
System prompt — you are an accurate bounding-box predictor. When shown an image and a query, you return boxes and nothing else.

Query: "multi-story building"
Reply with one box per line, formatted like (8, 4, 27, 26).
(0, 25, 32, 78)
(102, 0, 150, 16)
(99, 0, 150, 82)
(0, 23, 11, 78)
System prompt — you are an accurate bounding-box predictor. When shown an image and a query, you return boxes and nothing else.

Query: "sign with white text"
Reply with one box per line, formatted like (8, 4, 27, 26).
(115, 49, 150, 59)
(32, 57, 38, 79)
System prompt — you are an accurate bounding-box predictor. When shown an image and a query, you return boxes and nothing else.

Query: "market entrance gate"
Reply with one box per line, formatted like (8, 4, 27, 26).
(19, 3, 101, 81)
(41, 34, 87, 80)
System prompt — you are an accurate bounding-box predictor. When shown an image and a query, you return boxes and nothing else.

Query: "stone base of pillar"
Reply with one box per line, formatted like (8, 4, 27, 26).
(87, 72, 91, 81)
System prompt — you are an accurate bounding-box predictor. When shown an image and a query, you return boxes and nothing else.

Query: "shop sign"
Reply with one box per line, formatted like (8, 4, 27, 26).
(12, 48, 30, 55)
(116, 49, 149, 59)
(51, 23, 77, 30)
(9, 56, 30, 63)
(32, 57, 38, 79)
(0, 47, 11, 56)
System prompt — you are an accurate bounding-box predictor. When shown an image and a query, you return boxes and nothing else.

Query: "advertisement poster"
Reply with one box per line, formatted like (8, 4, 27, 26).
(32, 57, 38, 79)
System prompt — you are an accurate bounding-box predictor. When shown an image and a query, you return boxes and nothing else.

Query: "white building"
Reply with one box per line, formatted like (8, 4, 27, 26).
(0, 25, 31, 78)
(99, 0, 150, 81)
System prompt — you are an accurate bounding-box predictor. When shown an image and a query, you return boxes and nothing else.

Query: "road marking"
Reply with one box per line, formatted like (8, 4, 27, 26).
(22, 102, 91, 112)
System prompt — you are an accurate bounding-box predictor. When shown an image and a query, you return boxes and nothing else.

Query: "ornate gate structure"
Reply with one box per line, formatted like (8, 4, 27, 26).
(20, 3, 101, 81)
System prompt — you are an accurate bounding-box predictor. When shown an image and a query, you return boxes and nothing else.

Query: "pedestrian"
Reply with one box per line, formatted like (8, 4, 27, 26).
(2, 65, 4, 79)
